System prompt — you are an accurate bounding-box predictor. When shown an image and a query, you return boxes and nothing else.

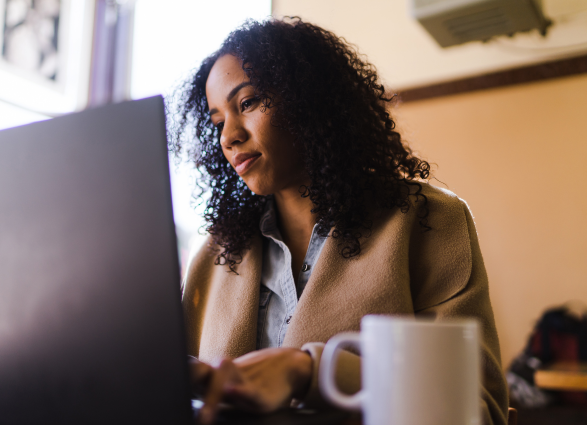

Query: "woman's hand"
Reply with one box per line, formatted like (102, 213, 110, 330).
(188, 348, 313, 424)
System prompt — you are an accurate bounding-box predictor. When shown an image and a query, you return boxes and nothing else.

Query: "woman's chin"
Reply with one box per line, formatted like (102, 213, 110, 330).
(250, 189, 273, 197)
(244, 181, 273, 197)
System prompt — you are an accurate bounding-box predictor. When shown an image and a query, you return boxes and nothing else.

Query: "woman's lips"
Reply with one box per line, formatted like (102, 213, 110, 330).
(234, 154, 261, 175)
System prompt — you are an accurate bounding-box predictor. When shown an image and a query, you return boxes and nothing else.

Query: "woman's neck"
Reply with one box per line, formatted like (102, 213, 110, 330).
(273, 184, 316, 281)
(273, 185, 316, 245)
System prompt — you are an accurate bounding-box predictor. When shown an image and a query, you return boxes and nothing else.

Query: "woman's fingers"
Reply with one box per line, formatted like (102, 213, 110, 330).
(188, 358, 213, 396)
(196, 348, 314, 422)
(199, 359, 242, 425)
(223, 382, 265, 412)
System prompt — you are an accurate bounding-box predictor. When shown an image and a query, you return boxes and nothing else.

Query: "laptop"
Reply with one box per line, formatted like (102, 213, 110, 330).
(0, 97, 193, 424)
(0, 96, 355, 425)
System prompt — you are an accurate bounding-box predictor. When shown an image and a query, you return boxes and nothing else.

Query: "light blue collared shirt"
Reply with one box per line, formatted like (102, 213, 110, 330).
(256, 197, 328, 349)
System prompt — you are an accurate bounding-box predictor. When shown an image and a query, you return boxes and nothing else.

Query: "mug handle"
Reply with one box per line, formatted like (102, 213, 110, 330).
(319, 332, 364, 411)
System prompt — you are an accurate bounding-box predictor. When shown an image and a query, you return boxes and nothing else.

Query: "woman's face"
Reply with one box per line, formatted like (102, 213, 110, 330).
(206, 54, 307, 196)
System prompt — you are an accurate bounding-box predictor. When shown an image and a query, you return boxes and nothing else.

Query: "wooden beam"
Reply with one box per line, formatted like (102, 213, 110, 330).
(399, 54, 587, 103)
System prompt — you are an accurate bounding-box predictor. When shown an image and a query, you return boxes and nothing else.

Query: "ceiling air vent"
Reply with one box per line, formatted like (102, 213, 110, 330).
(411, 0, 551, 48)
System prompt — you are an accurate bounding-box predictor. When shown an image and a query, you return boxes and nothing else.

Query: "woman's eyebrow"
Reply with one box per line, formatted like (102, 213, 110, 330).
(208, 82, 253, 115)
(226, 82, 252, 102)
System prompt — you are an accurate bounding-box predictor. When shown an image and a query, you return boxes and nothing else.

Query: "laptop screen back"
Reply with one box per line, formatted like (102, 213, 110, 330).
(0, 97, 192, 424)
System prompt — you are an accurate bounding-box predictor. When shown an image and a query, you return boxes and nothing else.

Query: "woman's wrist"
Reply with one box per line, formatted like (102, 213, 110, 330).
(288, 348, 313, 400)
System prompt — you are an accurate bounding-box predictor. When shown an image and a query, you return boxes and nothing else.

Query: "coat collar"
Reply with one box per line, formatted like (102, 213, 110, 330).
(186, 183, 473, 361)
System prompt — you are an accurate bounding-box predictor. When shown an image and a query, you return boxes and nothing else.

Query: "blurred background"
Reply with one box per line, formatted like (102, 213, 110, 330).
(1, 0, 586, 421)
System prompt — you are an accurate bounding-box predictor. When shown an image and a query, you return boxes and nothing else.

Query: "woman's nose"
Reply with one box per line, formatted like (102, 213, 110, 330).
(220, 118, 248, 149)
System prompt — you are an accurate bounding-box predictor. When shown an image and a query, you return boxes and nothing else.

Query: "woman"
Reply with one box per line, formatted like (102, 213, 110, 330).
(171, 18, 508, 425)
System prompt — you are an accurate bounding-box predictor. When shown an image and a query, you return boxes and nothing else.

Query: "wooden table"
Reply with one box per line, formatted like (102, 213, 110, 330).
(535, 362, 587, 391)
(197, 406, 362, 424)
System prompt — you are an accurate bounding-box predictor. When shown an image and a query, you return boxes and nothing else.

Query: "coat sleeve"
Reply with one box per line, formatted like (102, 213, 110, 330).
(413, 202, 509, 425)
(296, 200, 509, 425)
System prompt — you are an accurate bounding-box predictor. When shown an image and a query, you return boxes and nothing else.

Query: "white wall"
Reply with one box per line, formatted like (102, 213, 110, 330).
(273, 0, 587, 89)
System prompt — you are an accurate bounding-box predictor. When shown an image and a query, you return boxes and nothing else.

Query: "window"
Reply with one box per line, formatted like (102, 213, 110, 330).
(0, 0, 272, 275)
(0, 100, 49, 130)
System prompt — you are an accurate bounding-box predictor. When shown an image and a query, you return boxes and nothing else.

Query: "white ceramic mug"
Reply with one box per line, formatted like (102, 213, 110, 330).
(319, 315, 481, 425)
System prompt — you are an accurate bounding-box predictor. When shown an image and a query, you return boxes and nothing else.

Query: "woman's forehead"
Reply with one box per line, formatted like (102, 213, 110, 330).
(205, 55, 249, 106)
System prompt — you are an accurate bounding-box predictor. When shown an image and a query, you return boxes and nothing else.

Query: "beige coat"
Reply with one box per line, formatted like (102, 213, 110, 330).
(182, 184, 509, 425)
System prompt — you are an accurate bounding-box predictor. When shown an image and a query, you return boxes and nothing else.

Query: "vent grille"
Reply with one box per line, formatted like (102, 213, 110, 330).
(444, 7, 514, 41)
(411, 0, 550, 48)
(413, 0, 448, 7)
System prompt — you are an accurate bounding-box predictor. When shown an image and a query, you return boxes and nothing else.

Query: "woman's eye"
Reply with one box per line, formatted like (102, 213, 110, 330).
(240, 97, 258, 112)
(215, 122, 224, 133)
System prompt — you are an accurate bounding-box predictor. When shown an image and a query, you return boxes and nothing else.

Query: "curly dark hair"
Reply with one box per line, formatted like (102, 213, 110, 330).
(169, 17, 430, 271)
